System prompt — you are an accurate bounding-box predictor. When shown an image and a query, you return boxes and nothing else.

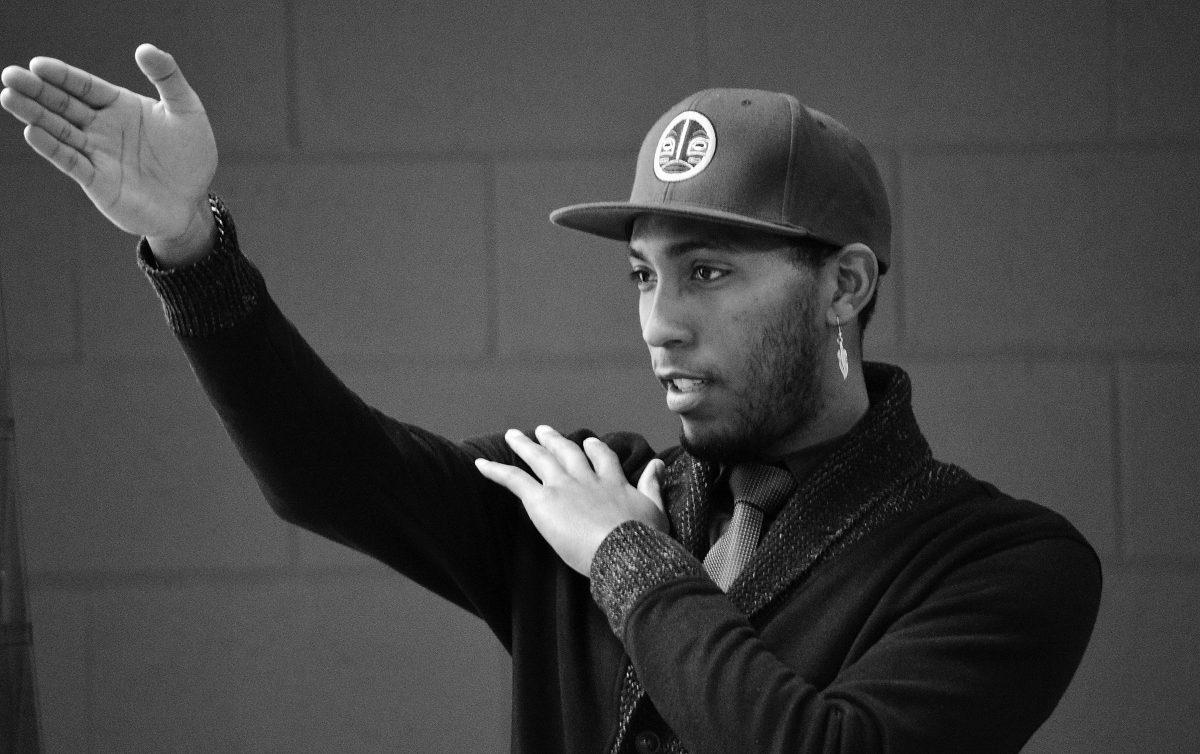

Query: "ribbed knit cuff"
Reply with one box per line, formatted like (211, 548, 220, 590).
(137, 193, 266, 338)
(590, 520, 705, 637)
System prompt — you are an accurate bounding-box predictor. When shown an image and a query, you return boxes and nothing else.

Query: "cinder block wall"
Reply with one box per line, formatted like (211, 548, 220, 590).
(2, 1, 1197, 751)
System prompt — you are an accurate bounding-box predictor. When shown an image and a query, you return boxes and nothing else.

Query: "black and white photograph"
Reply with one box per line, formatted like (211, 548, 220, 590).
(1, 2, 1196, 751)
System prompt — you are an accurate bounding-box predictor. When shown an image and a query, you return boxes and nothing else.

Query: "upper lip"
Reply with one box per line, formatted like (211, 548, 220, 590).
(655, 369, 711, 389)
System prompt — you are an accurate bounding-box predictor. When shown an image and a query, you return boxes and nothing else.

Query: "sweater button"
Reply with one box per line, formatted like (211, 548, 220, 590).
(635, 731, 662, 753)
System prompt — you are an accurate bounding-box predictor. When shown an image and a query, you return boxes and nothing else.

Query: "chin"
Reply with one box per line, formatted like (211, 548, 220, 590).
(678, 421, 768, 465)
(677, 397, 820, 463)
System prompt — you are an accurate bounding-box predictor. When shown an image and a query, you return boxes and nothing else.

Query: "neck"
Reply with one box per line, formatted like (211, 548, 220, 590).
(764, 360, 870, 457)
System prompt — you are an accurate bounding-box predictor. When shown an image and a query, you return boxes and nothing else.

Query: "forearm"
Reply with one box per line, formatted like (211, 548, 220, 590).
(592, 522, 1100, 753)
(592, 524, 853, 752)
(617, 568, 875, 753)
(139, 196, 521, 617)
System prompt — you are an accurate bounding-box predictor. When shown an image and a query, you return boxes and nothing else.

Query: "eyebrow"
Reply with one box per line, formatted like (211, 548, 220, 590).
(627, 239, 735, 261)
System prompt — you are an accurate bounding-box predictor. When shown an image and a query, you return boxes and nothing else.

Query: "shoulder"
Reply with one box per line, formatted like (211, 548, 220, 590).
(936, 469, 1096, 551)
(900, 464, 1102, 599)
(596, 430, 667, 481)
(461, 428, 664, 481)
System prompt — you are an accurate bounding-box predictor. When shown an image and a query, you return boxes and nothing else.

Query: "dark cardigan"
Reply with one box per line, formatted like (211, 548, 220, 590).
(139, 199, 1102, 753)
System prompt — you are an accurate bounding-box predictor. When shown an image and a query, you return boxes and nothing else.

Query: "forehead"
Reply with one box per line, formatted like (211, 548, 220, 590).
(628, 214, 796, 257)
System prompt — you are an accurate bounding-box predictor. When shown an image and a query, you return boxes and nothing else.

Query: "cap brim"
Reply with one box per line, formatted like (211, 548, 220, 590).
(549, 201, 834, 245)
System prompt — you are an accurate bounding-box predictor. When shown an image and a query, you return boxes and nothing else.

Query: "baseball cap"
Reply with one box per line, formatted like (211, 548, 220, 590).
(549, 88, 891, 272)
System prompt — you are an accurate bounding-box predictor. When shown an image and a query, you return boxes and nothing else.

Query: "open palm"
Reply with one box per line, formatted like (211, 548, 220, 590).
(0, 44, 216, 246)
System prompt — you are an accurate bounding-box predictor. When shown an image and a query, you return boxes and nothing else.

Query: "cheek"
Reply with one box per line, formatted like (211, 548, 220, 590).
(637, 295, 651, 332)
(731, 295, 820, 361)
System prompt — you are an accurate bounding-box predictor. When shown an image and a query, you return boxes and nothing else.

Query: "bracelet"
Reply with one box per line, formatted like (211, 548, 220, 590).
(206, 192, 237, 256)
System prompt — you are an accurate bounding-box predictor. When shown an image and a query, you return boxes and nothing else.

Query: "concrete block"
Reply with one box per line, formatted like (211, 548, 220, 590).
(1110, 1, 1200, 141)
(89, 580, 302, 751)
(0, 158, 180, 363)
(294, 0, 704, 153)
(213, 158, 489, 360)
(864, 266, 900, 353)
(0, 159, 78, 360)
(0, 0, 288, 158)
(904, 359, 1117, 555)
(285, 572, 510, 751)
(28, 585, 91, 753)
(495, 157, 645, 360)
(1118, 361, 1200, 559)
(11, 361, 290, 572)
(860, 145, 900, 351)
(903, 150, 1200, 352)
(706, 0, 1108, 144)
(1025, 565, 1200, 751)
(296, 360, 677, 566)
(77, 213, 182, 361)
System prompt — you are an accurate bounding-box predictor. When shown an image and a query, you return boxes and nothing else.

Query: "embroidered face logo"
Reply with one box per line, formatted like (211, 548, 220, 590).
(654, 111, 716, 182)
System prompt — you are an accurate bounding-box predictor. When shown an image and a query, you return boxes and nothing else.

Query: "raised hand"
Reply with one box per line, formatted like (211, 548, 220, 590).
(0, 44, 218, 266)
(475, 426, 668, 576)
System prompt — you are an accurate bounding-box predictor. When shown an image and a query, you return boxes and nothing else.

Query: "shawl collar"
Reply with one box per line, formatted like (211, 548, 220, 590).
(659, 362, 960, 618)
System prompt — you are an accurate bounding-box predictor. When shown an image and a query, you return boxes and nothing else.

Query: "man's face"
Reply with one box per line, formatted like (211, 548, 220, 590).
(628, 214, 831, 462)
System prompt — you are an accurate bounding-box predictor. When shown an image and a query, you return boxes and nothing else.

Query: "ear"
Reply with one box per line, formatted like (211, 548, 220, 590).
(825, 243, 879, 328)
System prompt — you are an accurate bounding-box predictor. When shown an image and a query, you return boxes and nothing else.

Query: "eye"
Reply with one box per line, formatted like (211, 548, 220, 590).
(629, 266, 655, 291)
(692, 265, 727, 282)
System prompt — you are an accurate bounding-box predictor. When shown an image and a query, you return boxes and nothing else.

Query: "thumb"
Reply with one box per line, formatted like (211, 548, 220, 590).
(637, 459, 665, 514)
(134, 43, 202, 114)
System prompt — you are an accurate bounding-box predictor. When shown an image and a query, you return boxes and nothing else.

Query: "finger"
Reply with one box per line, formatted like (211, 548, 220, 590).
(26, 57, 120, 108)
(134, 43, 202, 115)
(534, 425, 594, 477)
(1, 66, 42, 96)
(503, 428, 565, 482)
(0, 84, 28, 118)
(636, 459, 665, 513)
(1, 71, 97, 129)
(581, 436, 623, 480)
(473, 457, 542, 500)
(24, 124, 96, 187)
(1, 89, 89, 152)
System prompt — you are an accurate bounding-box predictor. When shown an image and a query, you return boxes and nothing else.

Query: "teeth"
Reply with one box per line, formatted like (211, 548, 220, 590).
(672, 378, 706, 391)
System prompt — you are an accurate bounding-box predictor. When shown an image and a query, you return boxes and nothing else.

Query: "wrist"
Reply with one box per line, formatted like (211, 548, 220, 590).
(590, 521, 704, 636)
(137, 193, 265, 338)
(146, 195, 217, 269)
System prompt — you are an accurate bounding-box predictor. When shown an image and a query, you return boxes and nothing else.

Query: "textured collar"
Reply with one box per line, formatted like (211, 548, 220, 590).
(660, 362, 959, 617)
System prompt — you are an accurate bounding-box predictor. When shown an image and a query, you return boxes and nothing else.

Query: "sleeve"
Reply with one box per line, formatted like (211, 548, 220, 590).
(139, 195, 532, 641)
(591, 519, 1102, 753)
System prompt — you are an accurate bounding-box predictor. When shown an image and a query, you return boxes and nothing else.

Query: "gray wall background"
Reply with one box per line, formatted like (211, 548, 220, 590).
(2, 1, 1198, 751)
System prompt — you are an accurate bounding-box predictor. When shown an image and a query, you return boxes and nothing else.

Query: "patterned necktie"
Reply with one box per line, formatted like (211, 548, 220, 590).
(703, 463, 796, 591)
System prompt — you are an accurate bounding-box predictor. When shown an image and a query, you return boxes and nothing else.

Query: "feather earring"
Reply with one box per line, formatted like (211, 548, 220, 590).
(835, 316, 849, 381)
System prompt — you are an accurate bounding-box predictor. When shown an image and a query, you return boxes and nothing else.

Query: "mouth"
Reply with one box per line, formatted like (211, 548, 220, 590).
(661, 376, 709, 392)
(657, 373, 714, 413)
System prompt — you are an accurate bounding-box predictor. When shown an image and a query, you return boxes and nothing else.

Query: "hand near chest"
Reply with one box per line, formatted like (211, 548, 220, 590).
(475, 425, 667, 575)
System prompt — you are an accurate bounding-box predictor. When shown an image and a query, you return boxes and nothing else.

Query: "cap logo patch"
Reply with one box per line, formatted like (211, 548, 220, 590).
(653, 111, 716, 182)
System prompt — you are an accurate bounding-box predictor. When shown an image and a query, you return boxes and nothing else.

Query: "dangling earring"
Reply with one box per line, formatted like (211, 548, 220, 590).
(835, 315, 849, 381)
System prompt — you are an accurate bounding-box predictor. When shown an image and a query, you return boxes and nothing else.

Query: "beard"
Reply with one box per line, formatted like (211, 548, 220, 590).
(679, 291, 826, 464)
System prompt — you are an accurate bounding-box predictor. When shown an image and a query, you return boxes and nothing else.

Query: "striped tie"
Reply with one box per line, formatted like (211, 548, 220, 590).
(703, 463, 796, 591)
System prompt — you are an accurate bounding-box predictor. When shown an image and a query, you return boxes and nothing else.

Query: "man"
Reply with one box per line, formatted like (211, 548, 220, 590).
(1, 45, 1100, 752)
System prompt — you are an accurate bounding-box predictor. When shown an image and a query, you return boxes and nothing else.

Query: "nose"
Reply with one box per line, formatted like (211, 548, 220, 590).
(641, 284, 692, 349)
